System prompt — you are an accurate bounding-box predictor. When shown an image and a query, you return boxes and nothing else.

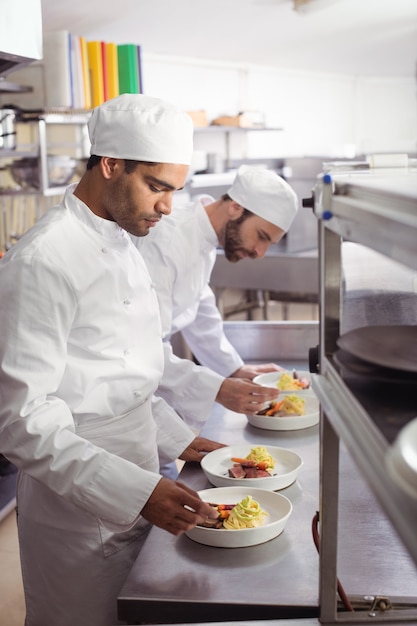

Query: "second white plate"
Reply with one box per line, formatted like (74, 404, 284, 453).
(201, 444, 303, 491)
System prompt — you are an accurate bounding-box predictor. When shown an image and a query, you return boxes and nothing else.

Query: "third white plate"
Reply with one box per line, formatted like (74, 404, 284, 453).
(247, 394, 320, 431)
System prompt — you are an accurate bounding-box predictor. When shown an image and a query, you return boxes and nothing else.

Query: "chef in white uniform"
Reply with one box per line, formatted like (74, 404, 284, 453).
(135, 165, 299, 431)
(0, 94, 222, 626)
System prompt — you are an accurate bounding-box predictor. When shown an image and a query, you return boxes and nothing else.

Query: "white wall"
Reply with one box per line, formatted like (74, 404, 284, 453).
(3, 50, 416, 159)
(142, 53, 417, 158)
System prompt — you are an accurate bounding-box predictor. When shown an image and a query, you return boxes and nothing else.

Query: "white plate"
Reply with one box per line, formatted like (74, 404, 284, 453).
(386, 417, 417, 500)
(247, 394, 320, 431)
(185, 486, 293, 548)
(201, 444, 303, 491)
(253, 370, 316, 395)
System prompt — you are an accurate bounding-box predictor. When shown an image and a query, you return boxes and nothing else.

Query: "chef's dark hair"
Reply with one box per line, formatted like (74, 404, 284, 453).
(86, 155, 102, 170)
(221, 193, 251, 220)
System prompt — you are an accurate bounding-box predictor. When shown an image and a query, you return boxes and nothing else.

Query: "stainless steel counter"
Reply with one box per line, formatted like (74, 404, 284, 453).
(118, 403, 417, 624)
(118, 403, 321, 624)
(117, 321, 417, 624)
(144, 622, 320, 626)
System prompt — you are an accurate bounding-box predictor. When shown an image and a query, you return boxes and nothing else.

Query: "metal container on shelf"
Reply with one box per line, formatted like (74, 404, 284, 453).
(0, 108, 16, 150)
(206, 152, 225, 174)
(8, 155, 78, 190)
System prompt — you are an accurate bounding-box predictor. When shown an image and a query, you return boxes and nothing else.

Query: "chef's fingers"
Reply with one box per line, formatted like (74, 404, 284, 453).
(245, 389, 281, 414)
(162, 507, 207, 535)
(175, 481, 219, 519)
(179, 437, 226, 463)
(252, 362, 285, 373)
(216, 377, 279, 414)
(232, 362, 285, 379)
(249, 385, 280, 401)
(191, 436, 227, 452)
(175, 482, 210, 514)
(141, 478, 217, 536)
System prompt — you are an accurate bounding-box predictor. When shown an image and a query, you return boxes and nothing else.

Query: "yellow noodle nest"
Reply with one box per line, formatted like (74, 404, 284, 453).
(223, 495, 268, 530)
(277, 372, 305, 391)
(280, 394, 306, 416)
(246, 446, 275, 468)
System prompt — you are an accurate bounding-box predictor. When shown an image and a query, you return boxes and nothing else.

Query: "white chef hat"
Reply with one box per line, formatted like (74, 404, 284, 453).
(227, 165, 298, 232)
(88, 94, 194, 165)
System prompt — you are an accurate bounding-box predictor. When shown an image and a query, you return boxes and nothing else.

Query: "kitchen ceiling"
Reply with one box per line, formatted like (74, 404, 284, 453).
(40, 0, 417, 78)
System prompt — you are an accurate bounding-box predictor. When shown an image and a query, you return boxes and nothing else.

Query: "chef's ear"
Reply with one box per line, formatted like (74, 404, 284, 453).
(228, 200, 245, 220)
(101, 157, 118, 179)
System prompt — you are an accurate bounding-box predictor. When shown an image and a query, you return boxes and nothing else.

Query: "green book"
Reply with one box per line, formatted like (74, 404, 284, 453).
(117, 44, 140, 94)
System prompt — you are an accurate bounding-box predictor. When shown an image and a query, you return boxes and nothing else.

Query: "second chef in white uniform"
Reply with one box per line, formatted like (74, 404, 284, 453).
(135, 165, 299, 430)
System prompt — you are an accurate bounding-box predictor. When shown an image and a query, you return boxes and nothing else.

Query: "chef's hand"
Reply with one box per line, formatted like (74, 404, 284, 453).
(179, 436, 226, 463)
(231, 362, 284, 380)
(216, 377, 280, 415)
(141, 478, 219, 535)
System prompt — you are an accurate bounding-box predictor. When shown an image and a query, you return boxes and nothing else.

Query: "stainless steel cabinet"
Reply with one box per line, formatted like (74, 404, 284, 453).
(311, 166, 417, 624)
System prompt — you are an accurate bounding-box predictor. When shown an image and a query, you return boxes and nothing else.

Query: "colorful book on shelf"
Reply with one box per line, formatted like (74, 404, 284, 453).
(87, 40, 104, 107)
(79, 36, 92, 109)
(101, 41, 109, 102)
(137, 45, 143, 94)
(103, 42, 119, 100)
(42, 30, 73, 108)
(70, 33, 85, 109)
(117, 44, 140, 94)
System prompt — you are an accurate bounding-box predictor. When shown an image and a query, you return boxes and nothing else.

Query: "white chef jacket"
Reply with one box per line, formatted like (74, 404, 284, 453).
(0, 185, 195, 625)
(134, 196, 244, 425)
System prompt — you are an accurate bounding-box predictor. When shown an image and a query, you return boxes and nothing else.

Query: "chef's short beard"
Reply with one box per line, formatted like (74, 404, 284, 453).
(102, 174, 149, 237)
(223, 213, 256, 263)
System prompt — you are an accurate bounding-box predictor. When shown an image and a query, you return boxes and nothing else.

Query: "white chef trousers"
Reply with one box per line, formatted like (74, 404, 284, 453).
(18, 511, 151, 626)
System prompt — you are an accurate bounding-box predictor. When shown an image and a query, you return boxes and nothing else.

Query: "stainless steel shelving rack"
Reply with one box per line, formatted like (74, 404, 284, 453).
(0, 111, 90, 196)
(0, 112, 91, 251)
(193, 125, 283, 169)
(35, 112, 90, 194)
(311, 166, 417, 624)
